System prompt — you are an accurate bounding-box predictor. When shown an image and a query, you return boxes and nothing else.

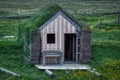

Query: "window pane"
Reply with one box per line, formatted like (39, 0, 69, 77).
(47, 34, 55, 43)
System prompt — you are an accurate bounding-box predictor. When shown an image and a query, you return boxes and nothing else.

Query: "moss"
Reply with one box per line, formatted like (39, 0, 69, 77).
(21, 4, 61, 45)
(22, 4, 61, 32)
(22, 4, 91, 32)
(80, 22, 92, 31)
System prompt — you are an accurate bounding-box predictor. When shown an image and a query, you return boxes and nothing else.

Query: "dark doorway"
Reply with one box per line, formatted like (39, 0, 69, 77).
(64, 34, 76, 63)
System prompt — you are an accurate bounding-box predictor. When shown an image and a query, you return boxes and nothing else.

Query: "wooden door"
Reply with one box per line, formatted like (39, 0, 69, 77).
(64, 34, 76, 63)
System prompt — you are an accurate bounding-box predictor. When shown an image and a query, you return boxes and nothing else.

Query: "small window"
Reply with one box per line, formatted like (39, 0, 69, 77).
(47, 34, 55, 44)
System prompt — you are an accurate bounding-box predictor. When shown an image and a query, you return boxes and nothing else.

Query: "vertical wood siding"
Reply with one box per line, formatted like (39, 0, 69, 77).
(41, 14, 76, 52)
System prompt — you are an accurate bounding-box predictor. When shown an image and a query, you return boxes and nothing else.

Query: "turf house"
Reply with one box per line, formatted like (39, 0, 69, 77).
(21, 5, 92, 65)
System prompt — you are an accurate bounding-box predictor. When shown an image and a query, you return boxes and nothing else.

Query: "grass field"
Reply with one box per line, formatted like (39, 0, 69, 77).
(0, 0, 120, 38)
(0, 0, 120, 80)
(0, 28, 120, 80)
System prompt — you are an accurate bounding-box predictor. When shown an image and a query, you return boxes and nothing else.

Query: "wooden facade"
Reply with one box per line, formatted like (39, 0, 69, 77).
(41, 13, 76, 52)
(30, 10, 92, 65)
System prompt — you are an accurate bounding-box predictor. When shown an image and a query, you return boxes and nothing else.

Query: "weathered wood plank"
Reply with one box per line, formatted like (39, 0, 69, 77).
(87, 69, 101, 77)
(0, 67, 21, 77)
(35, 64, 90, 70)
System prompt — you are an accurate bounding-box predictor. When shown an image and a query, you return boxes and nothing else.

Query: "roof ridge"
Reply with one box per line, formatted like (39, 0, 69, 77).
(22, 4, 91, 33)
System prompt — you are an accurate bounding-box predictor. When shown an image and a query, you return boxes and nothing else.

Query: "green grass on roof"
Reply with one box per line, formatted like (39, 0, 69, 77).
(22, 4, 91, 33)
(80, 23, 91, 31)
(21, 4, 62, 44)
(23, 4, 61, 32)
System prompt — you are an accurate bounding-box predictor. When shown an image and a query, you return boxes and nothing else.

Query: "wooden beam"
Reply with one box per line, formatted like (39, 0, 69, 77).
(0, 67, 21, 77)
(87, 69, 101, 77)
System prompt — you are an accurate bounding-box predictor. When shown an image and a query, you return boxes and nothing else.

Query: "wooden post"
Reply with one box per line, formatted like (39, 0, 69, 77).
(60, 53, 63, 65)
(76, 31, 80, 63)
(43, 54, 45, 65)
(76, 33, 78, 63)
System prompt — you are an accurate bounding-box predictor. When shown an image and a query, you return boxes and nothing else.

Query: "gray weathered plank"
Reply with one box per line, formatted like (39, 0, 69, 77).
(0, 67, 21, 77)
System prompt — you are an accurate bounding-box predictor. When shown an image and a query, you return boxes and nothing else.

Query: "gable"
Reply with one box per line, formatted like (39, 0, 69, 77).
(39, 10, 81, 32)
(40, 11, 80, 51)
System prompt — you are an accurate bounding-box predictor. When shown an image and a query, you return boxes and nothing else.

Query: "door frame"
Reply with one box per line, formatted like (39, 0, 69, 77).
(64, 33, 76, 63)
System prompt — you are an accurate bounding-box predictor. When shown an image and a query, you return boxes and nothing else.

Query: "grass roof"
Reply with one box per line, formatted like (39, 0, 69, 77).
(22, 4, 61, 32)
(22, 4, 91, 33)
